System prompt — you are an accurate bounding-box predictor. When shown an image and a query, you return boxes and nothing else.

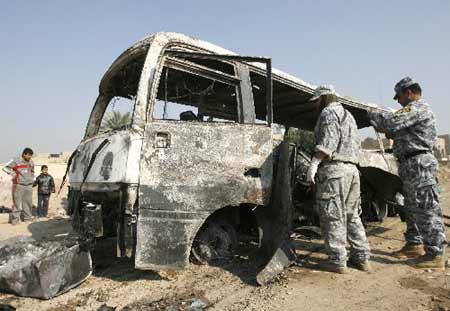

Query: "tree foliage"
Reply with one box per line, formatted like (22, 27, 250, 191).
(100, 111, 131, 133)
(286, 127, 315, 156)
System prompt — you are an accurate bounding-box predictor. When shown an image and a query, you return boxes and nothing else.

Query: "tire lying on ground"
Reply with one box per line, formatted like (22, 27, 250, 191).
(0, 236, 92, 299)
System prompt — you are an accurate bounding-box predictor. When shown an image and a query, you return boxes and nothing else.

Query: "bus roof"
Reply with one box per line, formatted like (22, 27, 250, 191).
(102, 32, 385, 129)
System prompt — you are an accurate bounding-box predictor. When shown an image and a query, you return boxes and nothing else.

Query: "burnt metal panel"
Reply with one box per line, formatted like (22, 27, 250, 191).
(69, 131, 142, 188)
(256, 140, 296, 284)
(136, 121, 273, 269)
(256, 141, 294, 256)
(135, 209, 207, 269)
(358, 150, 402, 200)
(236, 63, 256, 123)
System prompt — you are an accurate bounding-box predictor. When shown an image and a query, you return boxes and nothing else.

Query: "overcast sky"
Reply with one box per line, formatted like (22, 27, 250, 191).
(1, 0, 449, 161)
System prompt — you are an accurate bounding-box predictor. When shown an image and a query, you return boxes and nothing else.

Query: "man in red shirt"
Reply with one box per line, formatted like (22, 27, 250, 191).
(3, 148, 35, 223)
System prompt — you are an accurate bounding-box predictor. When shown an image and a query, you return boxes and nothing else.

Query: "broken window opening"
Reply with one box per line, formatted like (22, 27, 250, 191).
(249, 71, 268, 125)
(153, 62, 240, 123)
(92, 53, 145, 135)
(99, 96, 136, 134)
(250, 68, 316, 129)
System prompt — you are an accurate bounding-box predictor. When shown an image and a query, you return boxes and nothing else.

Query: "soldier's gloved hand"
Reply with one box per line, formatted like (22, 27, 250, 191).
(306, 157, 321, 184)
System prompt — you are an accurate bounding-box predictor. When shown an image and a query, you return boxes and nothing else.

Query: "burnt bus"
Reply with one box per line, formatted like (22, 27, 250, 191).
(66, 32, 401, 283)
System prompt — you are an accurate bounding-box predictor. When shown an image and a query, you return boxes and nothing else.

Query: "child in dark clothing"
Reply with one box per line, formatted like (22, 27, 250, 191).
(33, 165, 55, 218)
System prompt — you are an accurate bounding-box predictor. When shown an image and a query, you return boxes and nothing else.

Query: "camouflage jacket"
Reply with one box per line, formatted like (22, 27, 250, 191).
(368, 99, 437, 159)
(314, 102, 360, 164)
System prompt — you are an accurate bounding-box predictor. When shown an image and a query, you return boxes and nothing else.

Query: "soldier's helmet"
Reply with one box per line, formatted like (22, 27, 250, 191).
(393, 76, 418, 100)
(309, 85, 335, 101)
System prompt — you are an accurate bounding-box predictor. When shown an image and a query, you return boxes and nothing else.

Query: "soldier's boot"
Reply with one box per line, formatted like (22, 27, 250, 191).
(413, 254, 445, 271)
(392, 243, 425, 259)
(322, 262, 348, 274)
(348, 259, 371, 272)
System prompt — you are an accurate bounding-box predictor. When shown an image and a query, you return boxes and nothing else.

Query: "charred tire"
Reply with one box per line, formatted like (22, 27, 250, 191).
(191, 221, 238, 265)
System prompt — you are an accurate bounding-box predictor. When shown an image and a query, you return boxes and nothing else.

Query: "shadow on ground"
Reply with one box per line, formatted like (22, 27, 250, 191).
(90, 238, 168, 283)
(27, 217, 72, 241)
(291, 221, 406, 271)
(219, 245, 266, 286)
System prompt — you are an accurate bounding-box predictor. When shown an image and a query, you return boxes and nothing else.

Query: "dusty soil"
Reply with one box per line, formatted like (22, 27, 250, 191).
(1, 164, 450, 311)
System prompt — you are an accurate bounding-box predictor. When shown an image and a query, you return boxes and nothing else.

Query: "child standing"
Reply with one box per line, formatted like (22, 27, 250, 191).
(33, 165, 55, 218)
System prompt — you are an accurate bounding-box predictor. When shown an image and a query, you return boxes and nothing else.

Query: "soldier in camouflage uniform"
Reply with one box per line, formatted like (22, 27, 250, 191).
(307, 85, 371, 274)
(368, 77, 447, 270)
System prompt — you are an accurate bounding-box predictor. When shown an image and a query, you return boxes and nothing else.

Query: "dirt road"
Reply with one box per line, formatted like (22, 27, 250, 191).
(1, 167, 450, 311)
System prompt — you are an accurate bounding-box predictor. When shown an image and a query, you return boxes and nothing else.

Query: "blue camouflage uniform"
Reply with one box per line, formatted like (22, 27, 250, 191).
(368, 100, 447, 256)
(314, 102, 371, 266)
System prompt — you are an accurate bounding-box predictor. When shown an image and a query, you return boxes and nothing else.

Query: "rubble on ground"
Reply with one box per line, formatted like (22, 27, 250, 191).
(0, 236, 91, 299)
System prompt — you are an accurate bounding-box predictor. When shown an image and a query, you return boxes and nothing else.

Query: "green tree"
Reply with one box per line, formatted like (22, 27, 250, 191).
(100, 111, 131, 133)
(286, 127, 315, 155)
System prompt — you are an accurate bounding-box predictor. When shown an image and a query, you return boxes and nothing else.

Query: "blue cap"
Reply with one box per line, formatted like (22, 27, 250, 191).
(393, 77, 417, 100)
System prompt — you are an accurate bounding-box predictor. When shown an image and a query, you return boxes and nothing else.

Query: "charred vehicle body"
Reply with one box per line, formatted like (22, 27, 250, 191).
(66, 32, 402, 282)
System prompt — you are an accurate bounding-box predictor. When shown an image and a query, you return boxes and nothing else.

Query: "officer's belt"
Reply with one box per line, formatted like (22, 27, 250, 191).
(399, 150, 431, 162)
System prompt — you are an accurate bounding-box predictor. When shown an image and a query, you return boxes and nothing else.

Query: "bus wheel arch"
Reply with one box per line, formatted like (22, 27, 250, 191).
(189, 204, 258, 265)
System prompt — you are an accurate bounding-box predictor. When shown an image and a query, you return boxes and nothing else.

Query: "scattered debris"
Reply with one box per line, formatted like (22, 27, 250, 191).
(256, 240, 297, 285)
(0, 304, 15, 311)
(97, 304, 116, 311)
(293, 226, 322, 239)
(189, 298, 207, 311)
(0, 236, 92, 299)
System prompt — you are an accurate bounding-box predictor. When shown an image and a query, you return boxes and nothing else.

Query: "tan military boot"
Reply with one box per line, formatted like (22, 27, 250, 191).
(348, 259, 371, 272)
(392, 243, 425, 259)
(322, 262, 348, 274)
(413, 254, 445, 271)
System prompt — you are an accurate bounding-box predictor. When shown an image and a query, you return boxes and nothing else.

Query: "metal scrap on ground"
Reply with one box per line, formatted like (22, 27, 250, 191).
(0, 236, 92, 299)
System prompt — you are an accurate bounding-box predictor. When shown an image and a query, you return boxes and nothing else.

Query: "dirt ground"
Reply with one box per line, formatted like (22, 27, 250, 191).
(1, 165, 450, 311)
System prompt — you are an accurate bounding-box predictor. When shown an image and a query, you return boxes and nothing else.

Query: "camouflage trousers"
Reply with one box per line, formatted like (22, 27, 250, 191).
(400, 153, 447, 256)
(315, 162, 370, 266)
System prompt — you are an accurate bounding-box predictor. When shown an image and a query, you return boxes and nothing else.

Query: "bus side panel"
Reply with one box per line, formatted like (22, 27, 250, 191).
(135, 121, 273, 270)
